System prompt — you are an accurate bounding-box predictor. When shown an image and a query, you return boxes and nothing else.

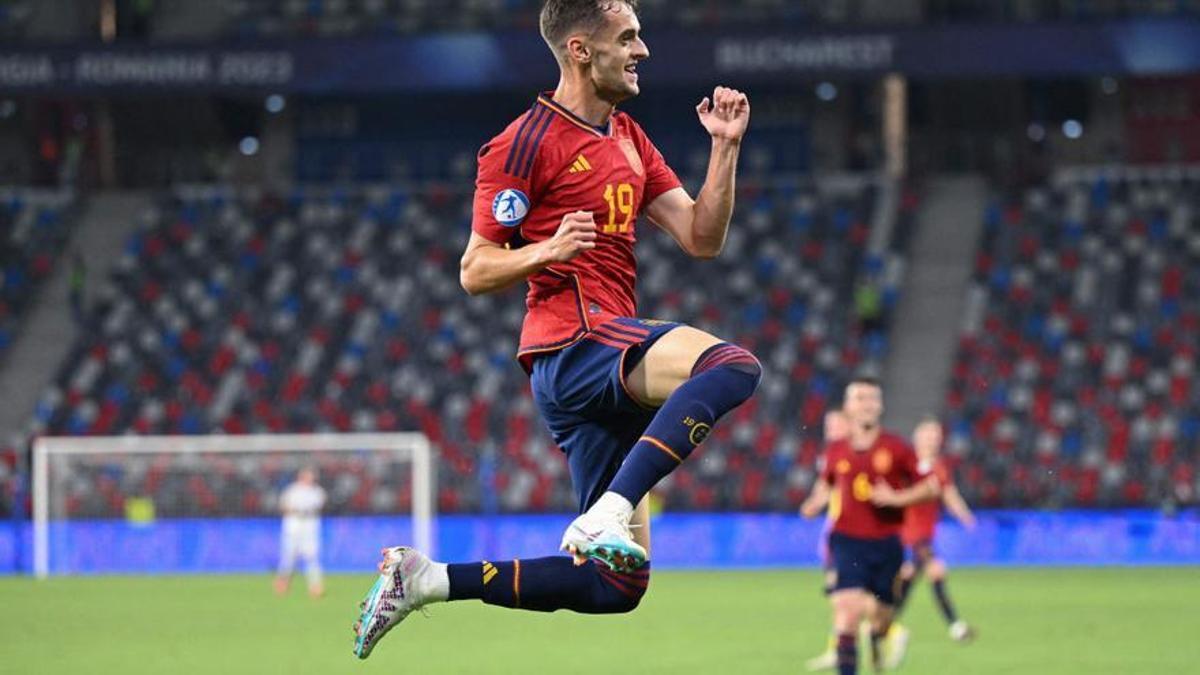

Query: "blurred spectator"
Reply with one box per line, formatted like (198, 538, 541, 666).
(34, 171, 897, 514)
(945, 168, 1200, 508)
(854, 279, 884, 339)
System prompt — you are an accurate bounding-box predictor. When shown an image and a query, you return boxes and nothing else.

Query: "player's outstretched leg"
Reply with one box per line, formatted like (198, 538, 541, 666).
(927, 559, 974, 642)
(882, 622, 911, 670)
(893, 560, 918, 615)
(830, 589, 871, 675)
(275, 535, 298, 595)
(304, 553, 325, 599)
(353, 547, 443, 659)
(883, 558, 916, 668)
(805, 565, 841, 671)
(562, 335, 760, 570)
(353, 547, 650, 659)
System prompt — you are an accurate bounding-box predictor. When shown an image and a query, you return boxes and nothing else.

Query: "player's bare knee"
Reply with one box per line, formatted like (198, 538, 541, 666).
(927, 559, 947, 580)
(834, 608, 862, 634)
(831, 591, 865, 631)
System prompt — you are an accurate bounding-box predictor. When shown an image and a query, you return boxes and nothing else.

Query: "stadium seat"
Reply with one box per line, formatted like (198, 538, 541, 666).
(945, 169, 1200, 507)
(33, 172, 901, 515)
(0, 189, 76, 361)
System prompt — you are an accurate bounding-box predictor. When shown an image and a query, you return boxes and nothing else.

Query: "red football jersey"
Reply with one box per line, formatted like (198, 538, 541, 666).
(902, 456, 953, 545)
(472, 92, 682, 371)
(821, 431, 924, 540)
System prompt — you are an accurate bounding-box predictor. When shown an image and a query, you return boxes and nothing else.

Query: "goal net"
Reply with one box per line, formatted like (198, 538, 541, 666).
(32, 433, 435, 578)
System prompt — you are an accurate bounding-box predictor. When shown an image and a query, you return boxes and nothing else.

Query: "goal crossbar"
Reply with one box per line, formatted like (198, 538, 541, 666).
(32, 432, 435, 578)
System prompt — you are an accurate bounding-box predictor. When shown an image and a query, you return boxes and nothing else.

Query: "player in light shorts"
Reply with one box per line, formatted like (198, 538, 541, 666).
(275, 467, 328, 598)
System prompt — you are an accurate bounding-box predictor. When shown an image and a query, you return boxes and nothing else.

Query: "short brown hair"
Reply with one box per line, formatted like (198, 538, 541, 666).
(539, 0, 639, 56)
(846, 375, 882, 391)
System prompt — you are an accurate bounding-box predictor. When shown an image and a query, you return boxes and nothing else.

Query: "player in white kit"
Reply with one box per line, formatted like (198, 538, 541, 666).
(274, 467, 327, 598)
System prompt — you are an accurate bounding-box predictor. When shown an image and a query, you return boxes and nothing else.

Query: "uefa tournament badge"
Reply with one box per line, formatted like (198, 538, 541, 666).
(492, 189, 530, 228)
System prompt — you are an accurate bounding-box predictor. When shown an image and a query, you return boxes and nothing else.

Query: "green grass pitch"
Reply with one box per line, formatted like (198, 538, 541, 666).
(2, 567, 1196, 674)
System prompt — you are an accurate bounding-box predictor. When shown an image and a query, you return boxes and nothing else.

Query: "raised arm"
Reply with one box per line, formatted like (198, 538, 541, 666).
(645, 86, 749, 259)
(459, 212, 597, 296)
(941, 483, 977, 529)
(870, 474, 941, 509)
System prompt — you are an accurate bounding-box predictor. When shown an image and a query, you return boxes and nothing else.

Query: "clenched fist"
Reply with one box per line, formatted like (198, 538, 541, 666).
(697, 86, 750, 142)
(541, 211, 597, 264)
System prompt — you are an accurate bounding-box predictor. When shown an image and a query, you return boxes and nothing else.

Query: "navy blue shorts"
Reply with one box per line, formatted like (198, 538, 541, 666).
(829, 532, 904, 605)
(530, 318, 682, 513)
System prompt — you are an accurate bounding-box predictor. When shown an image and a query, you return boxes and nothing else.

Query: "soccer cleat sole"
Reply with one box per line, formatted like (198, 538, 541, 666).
(568, 542, 647, 573)
(352, 574, 388, 659)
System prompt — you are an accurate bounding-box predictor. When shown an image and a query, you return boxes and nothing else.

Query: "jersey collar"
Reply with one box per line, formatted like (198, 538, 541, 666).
(537, 92, 612, 138)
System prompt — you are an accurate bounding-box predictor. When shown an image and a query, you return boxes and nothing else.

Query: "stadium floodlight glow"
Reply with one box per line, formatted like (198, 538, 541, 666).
(265, 94, 286, 114)
(1027, 123, 1046, 143)
(815, 82, 838, 102)
(239, 136, 261, 156)
(1062, 119, 1083, 140)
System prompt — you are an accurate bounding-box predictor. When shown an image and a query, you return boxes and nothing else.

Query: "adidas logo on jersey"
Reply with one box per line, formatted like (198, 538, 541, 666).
(568, 154, 593, 174)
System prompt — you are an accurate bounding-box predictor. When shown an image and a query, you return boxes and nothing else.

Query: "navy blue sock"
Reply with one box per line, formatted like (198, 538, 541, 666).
(933, 579, 959, 624)
(448, 558, 650, 614)
(607, 343, 760, 506)
(836, 632, 857, 675)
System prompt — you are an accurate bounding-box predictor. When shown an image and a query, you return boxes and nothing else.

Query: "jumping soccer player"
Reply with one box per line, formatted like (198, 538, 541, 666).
(808, 377, 940, 675)
(274, 467, 327, 598)
(353, 0, 758, 659)
(892, 416, 977, 648)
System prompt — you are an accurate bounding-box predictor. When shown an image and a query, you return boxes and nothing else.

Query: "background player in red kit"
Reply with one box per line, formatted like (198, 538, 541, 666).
(892, 416, 978, 646)
(354, 0, 760, 659)
(800, 408, 853, 671)
(805, 377, 940, 675)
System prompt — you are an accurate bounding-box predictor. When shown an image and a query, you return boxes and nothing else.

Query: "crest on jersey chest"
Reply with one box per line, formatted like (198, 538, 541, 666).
(618, 139, 644, 176)
(872, 449, 893, 474)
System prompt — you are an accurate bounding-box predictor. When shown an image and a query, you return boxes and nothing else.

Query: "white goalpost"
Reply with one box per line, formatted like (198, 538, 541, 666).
(32, 433, 435, 579)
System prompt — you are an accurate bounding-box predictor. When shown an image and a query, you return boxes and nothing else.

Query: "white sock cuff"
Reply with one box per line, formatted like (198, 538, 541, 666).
(426, 561, 450, 603)
(594, 491, 635, 519)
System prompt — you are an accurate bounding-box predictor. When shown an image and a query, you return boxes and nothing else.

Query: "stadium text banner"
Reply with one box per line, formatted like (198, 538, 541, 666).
(2, 19, 1200, 94)
(3, 510, 1198, 575)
